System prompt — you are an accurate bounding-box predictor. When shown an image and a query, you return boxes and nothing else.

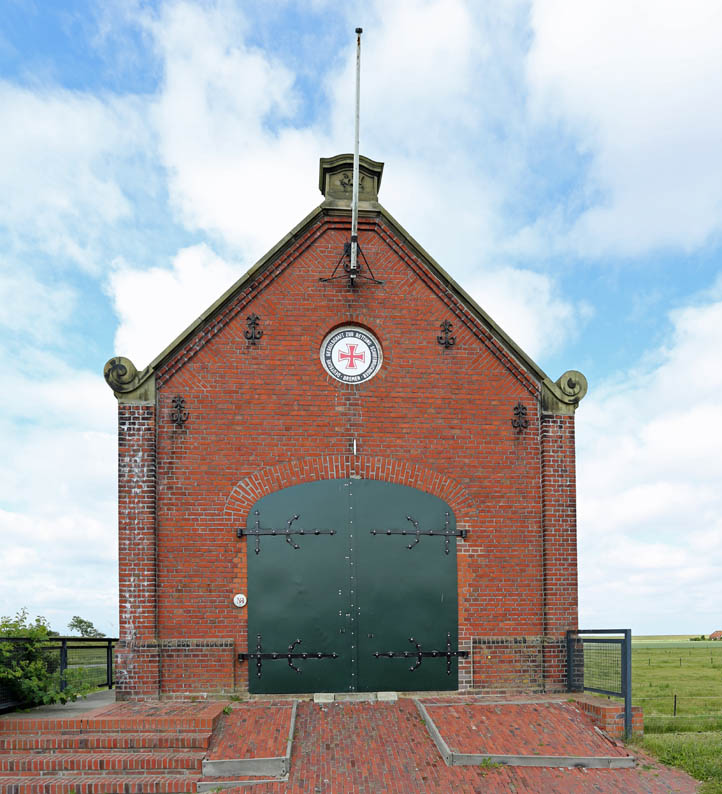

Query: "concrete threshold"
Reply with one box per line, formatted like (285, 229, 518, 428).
(313, 691, 398, 703)
(197, 775, 289, 791)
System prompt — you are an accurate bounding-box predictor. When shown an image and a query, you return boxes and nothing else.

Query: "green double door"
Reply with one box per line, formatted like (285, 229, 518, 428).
(245, 479, 460, 694)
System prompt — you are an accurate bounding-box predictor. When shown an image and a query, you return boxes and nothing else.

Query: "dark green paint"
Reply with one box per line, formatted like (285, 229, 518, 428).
(247, 480, 350, 694)
(355, 481, 458, 691)
(246, 479, 458, 694)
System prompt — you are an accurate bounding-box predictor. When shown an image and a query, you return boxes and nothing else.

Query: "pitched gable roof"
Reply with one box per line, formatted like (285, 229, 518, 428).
(104, 154, 587, 415)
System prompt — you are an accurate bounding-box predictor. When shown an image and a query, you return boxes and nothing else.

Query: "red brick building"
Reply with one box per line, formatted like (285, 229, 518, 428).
(104, 154, 588, 700)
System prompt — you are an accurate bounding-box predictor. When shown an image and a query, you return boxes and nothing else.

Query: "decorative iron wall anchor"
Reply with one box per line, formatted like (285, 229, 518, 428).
(239, 634, 338, 678)
(373, 632, 469, 675)
(245, 313, 263, 345)
(170, 396, 188, 427)
(238, 510, 336, 554)
(370, 512, 467, 554)
(437, 320, 456, 348)
(512, 402, 529, 434)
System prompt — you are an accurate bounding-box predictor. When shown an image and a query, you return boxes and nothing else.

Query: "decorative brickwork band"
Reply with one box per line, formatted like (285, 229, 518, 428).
(467, 636, 545, 694)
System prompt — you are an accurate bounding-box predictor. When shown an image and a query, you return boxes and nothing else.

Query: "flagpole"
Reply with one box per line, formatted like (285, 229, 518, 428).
(350, 27, 362, 283)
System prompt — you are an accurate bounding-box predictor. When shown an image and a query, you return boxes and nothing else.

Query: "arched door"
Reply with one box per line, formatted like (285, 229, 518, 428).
(243, 478, 463, 693)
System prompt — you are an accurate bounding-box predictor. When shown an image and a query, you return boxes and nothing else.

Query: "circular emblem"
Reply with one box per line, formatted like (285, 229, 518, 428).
(321, 326, 383, 384)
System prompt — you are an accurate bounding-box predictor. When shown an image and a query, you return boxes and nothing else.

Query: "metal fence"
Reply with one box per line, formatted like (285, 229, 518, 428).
(567, 629, 632, 737)
(0, 637, 117, 712)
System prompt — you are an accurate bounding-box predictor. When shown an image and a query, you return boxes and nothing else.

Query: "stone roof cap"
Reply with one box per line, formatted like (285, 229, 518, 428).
(319, 153, 384, 206)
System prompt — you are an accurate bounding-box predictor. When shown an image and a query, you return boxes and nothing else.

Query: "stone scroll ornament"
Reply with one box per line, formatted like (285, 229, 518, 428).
(556, 370, 588, 403)
(541, 369, 589, 414)
(103, 356, 139, 392)
(103, 355, 154, 401)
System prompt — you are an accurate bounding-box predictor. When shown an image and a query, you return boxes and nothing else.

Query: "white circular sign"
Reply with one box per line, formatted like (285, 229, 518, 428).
(321, 326, 383, 384)
(233, 593, 247, 608)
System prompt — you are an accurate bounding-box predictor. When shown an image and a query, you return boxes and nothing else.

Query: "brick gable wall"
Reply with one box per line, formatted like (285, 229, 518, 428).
(114, 213, 579, 698)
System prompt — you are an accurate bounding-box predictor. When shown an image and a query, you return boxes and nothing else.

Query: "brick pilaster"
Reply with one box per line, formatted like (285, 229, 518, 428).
(115, 403, 159, 700)
(541, 413, 578, 691)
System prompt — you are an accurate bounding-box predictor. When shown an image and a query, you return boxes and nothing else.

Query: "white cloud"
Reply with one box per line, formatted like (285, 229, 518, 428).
(0, 81, 149, 271)
(578, 293, 722, 633)
(0, 356, 118, 635)
(0, 507, 118, 635)
(465, 266, 591, 360)
(324, 0, 523, 273)
(108, 243, 242, 366)
(526, 0, 722, 256)
(149, 1, 325, 260)
(0, 268, 76, 343)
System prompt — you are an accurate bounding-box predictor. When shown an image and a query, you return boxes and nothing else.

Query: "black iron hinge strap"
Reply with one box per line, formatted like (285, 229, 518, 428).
(238, 511, 336, 554)
(372, 633, 469, 675)
(370, 513, 467, 554)
(238, 635, 339, 678)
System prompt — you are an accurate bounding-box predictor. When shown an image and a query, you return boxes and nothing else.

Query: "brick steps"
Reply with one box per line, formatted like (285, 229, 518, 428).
(0, 702, 228, 793)
(0, 774, 202, 793)
(0, 751, 205, 775)
(0, 733, 213, 752)
(1, 720, 217, 735)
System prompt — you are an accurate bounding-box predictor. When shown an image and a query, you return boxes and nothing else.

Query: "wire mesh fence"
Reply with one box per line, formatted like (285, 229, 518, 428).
(581, 638, 623, 694)
(567, 629, 632, 736)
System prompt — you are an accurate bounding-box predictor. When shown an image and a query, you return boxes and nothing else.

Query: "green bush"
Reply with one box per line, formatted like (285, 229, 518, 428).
(0, 608, 92, 706)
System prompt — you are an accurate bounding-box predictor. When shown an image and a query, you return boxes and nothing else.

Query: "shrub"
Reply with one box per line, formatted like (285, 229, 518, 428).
(0, 609, 92, 706)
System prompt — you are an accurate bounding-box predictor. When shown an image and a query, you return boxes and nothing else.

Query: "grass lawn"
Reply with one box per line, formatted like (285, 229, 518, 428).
(628, 636, 722, 791)
(634, 732, 722, 794)
(632, 640, 722, 732)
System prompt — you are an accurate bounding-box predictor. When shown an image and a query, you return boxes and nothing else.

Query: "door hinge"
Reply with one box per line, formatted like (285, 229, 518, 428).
(238, 510, 336, 554)
(372, 632, 469, 674)
(239, 635, 339, 678)
(370, 513, 467, 554)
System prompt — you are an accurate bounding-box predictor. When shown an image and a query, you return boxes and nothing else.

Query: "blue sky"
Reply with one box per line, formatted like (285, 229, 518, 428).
(1, 0, 721, 636)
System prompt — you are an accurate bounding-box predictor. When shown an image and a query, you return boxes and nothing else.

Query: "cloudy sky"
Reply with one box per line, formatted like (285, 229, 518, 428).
(1, 0, 721, 636)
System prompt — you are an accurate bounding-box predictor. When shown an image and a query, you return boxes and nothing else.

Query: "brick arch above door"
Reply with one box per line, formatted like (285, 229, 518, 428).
(223, 454, 478, 532)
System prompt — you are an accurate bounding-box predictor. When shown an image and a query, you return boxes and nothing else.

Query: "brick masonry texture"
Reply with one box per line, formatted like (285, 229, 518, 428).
(116, 213, 583, 698)
(206, 702, 294, 761)
(574, 696, 645, 739)
(424, 701, 630, 757)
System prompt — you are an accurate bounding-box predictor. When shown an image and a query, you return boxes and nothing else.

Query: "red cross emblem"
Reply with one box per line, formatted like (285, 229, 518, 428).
(338, 343, 366, 370)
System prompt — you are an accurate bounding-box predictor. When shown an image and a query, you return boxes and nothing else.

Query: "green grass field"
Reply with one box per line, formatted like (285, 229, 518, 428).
(629, 635, 722, 792)
(632, 636, 722, 732)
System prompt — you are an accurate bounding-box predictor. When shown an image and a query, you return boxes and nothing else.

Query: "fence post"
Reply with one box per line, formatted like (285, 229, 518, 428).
(59, 639, 68, 692)
(566, 630, 573, 692)
(106, 640, 113, 689)
(622, 629, 632, 737)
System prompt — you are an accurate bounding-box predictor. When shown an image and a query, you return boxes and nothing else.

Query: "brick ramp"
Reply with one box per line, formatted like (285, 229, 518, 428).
(213, 699, 697, 794)
(416, 699, 635, 768)
(198, 702, 296, 790)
